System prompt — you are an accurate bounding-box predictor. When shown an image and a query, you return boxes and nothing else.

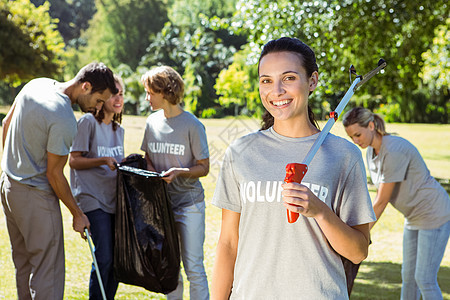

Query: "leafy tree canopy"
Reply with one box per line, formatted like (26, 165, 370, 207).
(0, 0, 65, 86)
(78, 0, 169, 71)
(30, 0, 96, 44)
(420, 19, 450, 91)
(217, 0, 448, 122)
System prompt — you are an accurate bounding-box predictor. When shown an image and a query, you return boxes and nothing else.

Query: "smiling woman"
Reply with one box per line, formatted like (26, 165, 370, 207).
(211, 37, 376, 300)
(69, 75, 125, 299)
(258, 51, 318, 137)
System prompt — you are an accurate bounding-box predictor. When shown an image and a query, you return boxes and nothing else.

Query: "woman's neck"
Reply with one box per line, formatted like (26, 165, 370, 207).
(371, 133, 383, 155)
(102, 111, 114, 125)
(273, 118, 319, 138)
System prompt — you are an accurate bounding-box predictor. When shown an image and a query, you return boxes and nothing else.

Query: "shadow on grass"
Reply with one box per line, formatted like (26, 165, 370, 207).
(351, 262, 450, 300)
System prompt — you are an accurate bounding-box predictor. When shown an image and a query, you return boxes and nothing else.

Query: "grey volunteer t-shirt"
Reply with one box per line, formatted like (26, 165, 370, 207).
(2, 78, 77, 192)
(141, 110, 209, 209)
(70, 113, 124, 214)
(367, 135, 450, 230)
(212, 128, 376, 300)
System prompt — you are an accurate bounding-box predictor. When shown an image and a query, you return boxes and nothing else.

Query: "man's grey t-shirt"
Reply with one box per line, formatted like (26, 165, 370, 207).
(367, 135, 450, 230)
(70, 113, 125, 214)
(212, 128, 376, 299)
(141, 110, 209, 209)
(2, 78, 77, 192)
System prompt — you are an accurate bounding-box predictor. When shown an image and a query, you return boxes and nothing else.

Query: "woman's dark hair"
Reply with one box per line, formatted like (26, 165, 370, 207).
(342, 107, 389, 136)
(258, 37, 319, 130)
(94, 74, 123, 131)
(75, 62, 118, 95)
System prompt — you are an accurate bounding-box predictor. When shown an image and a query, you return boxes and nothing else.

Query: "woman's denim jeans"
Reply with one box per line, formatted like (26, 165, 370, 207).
(401, 220, 450, 300)
(86, 209, 119, 300)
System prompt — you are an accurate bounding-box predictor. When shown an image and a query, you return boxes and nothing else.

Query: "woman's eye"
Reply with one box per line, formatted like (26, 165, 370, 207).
(284, 76, 296, 81)
(260, 78, 271, 84)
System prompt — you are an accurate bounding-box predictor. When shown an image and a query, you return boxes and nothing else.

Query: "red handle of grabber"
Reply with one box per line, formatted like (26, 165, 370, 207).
(284, 163, 308, 223)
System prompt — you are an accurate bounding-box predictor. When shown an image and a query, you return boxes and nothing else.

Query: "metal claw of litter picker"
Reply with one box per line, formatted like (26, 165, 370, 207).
(286, 59, 387, 223)
(85, 228, 107, 300)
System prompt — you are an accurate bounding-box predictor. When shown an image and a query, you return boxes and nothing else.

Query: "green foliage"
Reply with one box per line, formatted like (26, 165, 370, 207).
(78, 0, 168, 70)
(183, 61, 201, 114)
(114, 64, 148, 115)
(3, 0, 446, 120)
(374, 102, 401, 123)
(223, 0, 449, 122)
(214, 48, 261, 116)
(138, 0, 245, 117)
(30, 0, 96, 44)
(420, 19, 450, 91)
(141, 19, 244, 116)
(169, 0, 237, 27)
(201, 107, 218, 118)
(0, 0, 66, 86)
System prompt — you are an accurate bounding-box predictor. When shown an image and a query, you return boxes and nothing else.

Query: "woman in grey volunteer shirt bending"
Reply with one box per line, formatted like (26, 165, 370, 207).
(70, 75, 125, 300)
(343, 107, 450, 300)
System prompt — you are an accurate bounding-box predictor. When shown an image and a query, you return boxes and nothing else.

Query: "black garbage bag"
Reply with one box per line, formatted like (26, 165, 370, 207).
(114, 161, 180, 294)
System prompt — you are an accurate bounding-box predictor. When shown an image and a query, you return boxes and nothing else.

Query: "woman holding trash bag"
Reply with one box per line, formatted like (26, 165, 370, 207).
(69, 75, 125, 300)
(141, 66, 210, 300)
(343, 107, 450, 300)
(211, 37, 376, 299)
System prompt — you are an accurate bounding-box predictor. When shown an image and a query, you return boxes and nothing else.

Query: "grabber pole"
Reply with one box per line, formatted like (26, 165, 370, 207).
(85, 228, 107, 300)
(286, 59, 387, 223)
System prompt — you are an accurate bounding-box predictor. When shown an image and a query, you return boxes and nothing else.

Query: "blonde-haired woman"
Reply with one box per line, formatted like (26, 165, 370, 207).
(343, 107, 450, 300)
(141, 66, 210, 299)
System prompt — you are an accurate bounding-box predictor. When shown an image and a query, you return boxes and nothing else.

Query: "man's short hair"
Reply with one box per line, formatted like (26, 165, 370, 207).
(75, 62, 118, 94)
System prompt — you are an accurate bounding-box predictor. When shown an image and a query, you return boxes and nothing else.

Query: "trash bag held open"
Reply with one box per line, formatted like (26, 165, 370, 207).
(114, 159, 180, 294)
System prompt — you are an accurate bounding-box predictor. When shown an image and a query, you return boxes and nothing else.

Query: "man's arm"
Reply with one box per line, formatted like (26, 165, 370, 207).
(2, 102, 16, 148)
(47, 152, 90, 239)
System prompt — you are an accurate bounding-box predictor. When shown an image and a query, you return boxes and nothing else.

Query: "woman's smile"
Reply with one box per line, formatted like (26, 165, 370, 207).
(271, 99, 293, 107)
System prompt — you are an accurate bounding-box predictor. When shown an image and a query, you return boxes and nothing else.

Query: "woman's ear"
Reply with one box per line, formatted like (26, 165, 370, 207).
(368, 121, 375, 131)
(309, 71, 319, 92)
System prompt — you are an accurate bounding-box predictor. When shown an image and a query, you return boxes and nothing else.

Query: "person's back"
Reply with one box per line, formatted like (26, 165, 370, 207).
(2, 78, 77, 191)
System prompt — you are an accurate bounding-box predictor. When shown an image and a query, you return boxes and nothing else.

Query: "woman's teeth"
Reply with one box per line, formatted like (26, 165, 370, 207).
(273, 99, 291, 106)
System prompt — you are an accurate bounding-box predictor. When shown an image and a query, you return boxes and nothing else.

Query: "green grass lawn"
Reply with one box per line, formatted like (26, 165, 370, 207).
(0, 111, 449, 299)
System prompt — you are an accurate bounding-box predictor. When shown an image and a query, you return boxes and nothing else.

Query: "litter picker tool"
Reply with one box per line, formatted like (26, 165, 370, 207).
(85, 228, 107, 300)
(285, 59, 387, 223)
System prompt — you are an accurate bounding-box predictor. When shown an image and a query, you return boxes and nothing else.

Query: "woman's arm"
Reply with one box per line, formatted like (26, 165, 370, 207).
(370, 182, 396, 230)
(282, 182, 370, 264)
(211, 209, 240, 300)
(69, 151, 117, 171)
(161, 158, 210, 184)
